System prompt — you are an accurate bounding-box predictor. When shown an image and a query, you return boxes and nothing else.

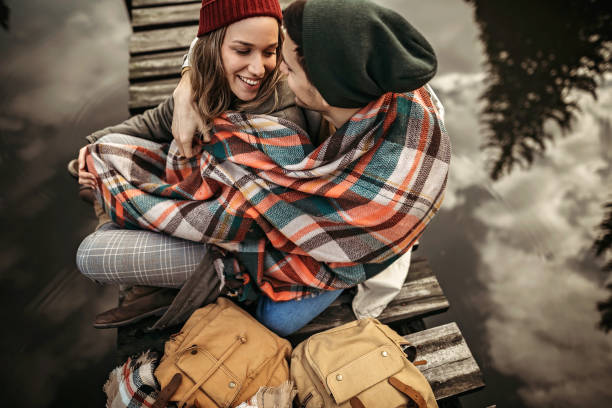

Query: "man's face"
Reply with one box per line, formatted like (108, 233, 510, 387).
(280, 32, 329, 112)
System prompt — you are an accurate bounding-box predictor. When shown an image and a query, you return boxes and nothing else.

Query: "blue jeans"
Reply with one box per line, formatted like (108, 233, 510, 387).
(256, 289, 344, 336)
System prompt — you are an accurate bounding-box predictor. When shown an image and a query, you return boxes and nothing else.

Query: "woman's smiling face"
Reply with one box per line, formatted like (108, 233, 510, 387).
(221, 16, 279, 102)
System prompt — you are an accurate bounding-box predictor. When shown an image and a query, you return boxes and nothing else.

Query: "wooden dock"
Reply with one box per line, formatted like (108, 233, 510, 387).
(119, 0, 485, 405)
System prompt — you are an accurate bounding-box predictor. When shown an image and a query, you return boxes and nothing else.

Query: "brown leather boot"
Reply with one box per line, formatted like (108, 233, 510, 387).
(93, 286, 179, 329)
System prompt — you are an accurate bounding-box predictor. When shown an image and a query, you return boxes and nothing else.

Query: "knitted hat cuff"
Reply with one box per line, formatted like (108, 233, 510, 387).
(198, 0, 282, 37)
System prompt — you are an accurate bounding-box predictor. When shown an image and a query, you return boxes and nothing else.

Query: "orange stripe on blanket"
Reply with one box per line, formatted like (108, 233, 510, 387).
(150, 202, 180, 229)
(259, 284, 302, 302)
(261, 254, 332, 293)
(231, 150, 278, 171)
(340, 201, 396, 228)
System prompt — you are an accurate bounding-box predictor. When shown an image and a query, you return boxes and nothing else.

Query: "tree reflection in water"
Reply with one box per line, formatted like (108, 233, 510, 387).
(465, 0, 612, 332)
(464, 0, 611, 178)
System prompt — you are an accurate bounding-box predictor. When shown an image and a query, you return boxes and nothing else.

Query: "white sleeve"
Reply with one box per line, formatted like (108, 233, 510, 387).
(181, 37, 199, 69)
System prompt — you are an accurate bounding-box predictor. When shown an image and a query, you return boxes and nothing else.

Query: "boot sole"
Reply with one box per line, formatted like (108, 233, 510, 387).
(93, 305, 170, 329)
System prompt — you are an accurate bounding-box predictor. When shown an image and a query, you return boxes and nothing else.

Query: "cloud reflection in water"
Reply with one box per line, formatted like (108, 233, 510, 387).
(429, 72, 612, 406)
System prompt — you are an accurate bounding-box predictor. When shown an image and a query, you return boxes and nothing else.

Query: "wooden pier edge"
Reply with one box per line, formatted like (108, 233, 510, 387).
(407, 323, 485, 400)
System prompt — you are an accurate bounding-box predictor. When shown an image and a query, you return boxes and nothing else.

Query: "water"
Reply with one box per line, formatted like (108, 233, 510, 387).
(1, 0, 611, 406)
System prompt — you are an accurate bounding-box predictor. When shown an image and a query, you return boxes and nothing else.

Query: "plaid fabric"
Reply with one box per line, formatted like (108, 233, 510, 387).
(86, 88, 450, 301)
(77, 222, 206, 288)
(104, 351, 160, 408)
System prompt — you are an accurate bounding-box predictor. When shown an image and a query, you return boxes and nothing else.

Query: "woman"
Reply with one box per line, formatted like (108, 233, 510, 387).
(76, 0, 343, 336)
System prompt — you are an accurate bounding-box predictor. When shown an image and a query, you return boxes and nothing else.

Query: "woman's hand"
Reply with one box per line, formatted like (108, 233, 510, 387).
(78, 145, 96, 188)
(172, 72, 207, 158)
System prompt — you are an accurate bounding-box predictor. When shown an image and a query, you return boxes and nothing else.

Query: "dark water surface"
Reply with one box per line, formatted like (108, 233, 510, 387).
(1, 0, 611, 407)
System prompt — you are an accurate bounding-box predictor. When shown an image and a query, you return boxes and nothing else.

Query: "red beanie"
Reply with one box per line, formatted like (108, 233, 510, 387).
(197, 0, 283, 37)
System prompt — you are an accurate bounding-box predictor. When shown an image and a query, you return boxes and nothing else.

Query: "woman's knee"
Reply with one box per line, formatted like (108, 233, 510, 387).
(76, 225, 207, 287)
(76, 229, 106, 281)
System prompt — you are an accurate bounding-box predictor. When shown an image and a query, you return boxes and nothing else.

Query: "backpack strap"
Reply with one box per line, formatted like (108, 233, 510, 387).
(388, 376, 427, 408)
(349, 396, 366, 408)
(152, 373, 183, 408)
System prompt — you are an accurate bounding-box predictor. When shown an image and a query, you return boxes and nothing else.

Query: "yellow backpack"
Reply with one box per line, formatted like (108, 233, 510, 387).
(155, 297, 292, 408)
(291, 318, 438, 408)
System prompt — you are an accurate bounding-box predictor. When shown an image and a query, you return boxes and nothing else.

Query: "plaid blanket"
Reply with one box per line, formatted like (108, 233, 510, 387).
(103, 351, 160, 408)
(86, 88, 450, 301)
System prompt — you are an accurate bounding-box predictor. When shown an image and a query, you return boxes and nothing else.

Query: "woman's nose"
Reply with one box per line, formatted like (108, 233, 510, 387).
(248, 54, 266, 77)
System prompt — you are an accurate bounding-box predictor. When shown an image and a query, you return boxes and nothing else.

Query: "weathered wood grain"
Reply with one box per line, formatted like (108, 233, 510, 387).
(133, 0, 198, 7)
(130, 25, 196, 54)
(405, 322, 485, 400)
(293, 257, 449, 337)
(132, 3, 200, 28)
(129, 78, 179, 109)
(130, 50, 185, 80)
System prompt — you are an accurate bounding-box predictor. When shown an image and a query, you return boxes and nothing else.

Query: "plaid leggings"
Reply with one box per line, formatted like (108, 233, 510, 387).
(76, 222, 207, 288)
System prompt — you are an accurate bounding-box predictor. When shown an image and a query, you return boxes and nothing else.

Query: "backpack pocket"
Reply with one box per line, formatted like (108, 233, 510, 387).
(325, 345, 404, 404)
(176, 345, 241, 407)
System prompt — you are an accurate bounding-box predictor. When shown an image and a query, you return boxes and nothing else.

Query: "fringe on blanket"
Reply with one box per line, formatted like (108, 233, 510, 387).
(103, 350, 160, 408)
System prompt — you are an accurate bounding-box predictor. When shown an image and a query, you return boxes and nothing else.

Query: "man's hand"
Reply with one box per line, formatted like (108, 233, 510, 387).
(172, 72, 207, 158)
(78, 145, 96, 188)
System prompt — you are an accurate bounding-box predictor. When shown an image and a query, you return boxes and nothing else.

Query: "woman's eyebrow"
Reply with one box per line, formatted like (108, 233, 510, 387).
(231, 40, 278, 48)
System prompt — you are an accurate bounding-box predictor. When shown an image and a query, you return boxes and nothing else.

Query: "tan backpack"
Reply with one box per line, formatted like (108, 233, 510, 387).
(291, 318, 438, 408)
(154, 297, 292, 408)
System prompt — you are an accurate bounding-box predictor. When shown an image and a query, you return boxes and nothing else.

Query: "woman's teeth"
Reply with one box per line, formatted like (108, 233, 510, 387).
(239, 76, 260, 86)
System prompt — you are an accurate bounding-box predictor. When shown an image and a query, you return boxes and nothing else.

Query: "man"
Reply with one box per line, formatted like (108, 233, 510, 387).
(169, 0, 450, 321)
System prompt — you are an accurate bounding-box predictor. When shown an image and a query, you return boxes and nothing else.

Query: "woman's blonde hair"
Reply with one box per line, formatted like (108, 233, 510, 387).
(190, 22, 283, 136)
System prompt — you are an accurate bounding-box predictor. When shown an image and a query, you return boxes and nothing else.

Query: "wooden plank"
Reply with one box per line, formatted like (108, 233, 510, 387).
(406, 323, 485, 400)
(130, 50, 185, 80)
(130, 25, 196, 54)
(293, 257, 449, 337)
(129, 77, 179, 110)
(132, 3, 200, 28)
(133, 0, 198, 7)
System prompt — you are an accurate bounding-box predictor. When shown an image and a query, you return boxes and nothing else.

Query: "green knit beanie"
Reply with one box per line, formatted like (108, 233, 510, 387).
(302, 0, 437, 108)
